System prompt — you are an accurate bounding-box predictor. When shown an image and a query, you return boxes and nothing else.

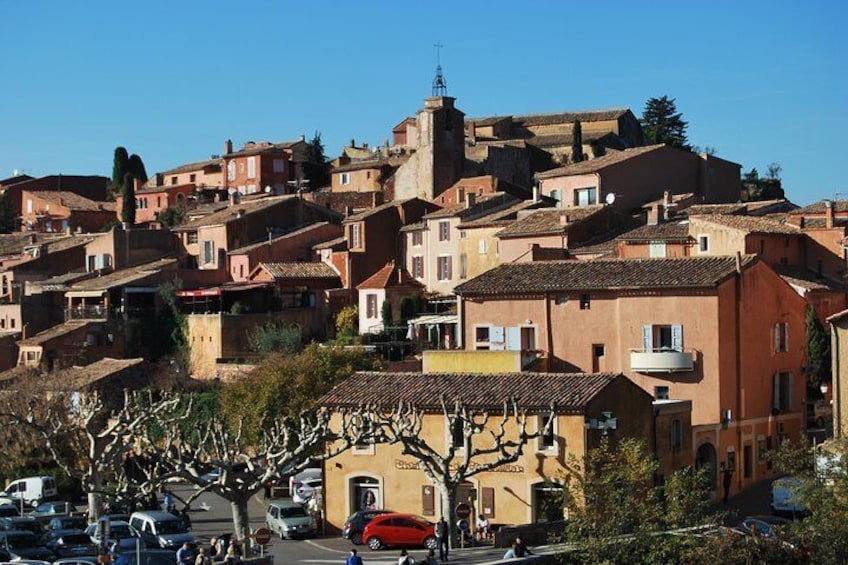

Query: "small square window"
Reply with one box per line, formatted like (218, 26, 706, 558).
(698, 235, 710, 253)
(654, 386, 670, 400)
(579, 294, 591, 310)
(555, 295, 568, 305)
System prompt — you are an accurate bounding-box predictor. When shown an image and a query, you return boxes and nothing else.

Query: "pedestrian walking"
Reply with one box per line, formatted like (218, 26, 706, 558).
(195, 547, 212, 565)
(345, 548, 364, 565)
(435, 516, 449, 562)
(721, 462, 733, 504)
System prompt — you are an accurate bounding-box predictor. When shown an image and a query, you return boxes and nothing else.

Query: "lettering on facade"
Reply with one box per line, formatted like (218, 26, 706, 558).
(394, 459, 525, 473)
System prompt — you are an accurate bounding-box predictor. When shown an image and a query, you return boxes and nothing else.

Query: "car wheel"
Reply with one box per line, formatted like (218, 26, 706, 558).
(424, 535, 438, 550)
(351, 532, 363, 545)
(367, 537, 383, 551)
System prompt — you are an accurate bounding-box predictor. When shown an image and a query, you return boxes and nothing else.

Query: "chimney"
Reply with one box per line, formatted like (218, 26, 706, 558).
(825, 199, 834, 229)
(559, 213, 569, 226)
(350, 139, 355, 148)
(465, 193, 476, 208)
(664, 190, 673, 206)
(345, 206, 354, 217)
(647, 203, 664, 225)
(133, 177, 140, 193)
(532, 183, 540, 203)
(229, 191, 240, 206)
(735, 251, 743, 274)
(224, 139, 233, 155)
(396, 262, 402, 284)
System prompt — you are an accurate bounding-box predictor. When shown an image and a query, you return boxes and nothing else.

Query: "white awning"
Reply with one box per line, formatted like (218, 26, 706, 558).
(407, 314, 457, 326)
(66, 290, 107, 299)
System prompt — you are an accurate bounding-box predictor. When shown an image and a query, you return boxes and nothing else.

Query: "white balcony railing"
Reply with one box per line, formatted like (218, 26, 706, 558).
(630, 349, 694, 373)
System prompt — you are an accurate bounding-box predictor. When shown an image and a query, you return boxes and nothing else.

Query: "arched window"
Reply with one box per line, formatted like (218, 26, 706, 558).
(350, 476, 381, 514)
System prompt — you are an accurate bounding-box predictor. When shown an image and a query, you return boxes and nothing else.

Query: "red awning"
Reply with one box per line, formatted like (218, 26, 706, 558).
(175, 288, 221, 297)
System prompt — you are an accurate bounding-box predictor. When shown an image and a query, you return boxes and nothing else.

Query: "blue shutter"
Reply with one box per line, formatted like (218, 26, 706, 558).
(490, 327, 505, 351)
(642, 325, 653, 352)
(505, 327, 521, 351)
(774, 323, 781, 352)
(671, 325, 684, 352)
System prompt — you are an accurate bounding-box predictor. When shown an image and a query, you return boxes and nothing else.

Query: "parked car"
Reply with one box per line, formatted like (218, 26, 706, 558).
(361, 513, 437, 551)
(29, 502, 77, 520)
(53, 557, 99, 565)
(113, 549, 177, 565)
(288, 469, 321, 498)
(0, 478, 57, 509)
(771, 477, 807, 517)
(265, 501, 315, 540)
(739, 515, 791, 539)
(40, 530, 97, 558)
(47, 517, 88, 532)
(0, 516, 43, 535)
(291, 478, 322, 505)
(128, 512, 194, 549)
(0, 530, 55, 561)
(85, 520, 145, 552)
(342, 510, 393, 545)
(0, 506, 18, 519)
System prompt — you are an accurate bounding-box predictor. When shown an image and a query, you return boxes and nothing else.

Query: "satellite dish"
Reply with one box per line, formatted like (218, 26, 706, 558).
(605, 193, 616, 205)
(264, 186, 271, 193)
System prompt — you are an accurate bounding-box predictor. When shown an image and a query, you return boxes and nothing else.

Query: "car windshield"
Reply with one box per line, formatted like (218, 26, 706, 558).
(154, 521, 186, 535)
(4, 534, 37, 549)
(280, 507, 308, 519)
(111, 525, 135, 538)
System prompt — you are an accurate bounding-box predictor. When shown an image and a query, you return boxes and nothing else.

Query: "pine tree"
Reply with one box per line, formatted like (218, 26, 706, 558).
(121, 172, 136, 225)
(127, 154, 148, 185)
(641, 96, 691, 150)
(571, 120, 584, 163)
(112, 147, 129, 196)
(302, 132, 330, 189)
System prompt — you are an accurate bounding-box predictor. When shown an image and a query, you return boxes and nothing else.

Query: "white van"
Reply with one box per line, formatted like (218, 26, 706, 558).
(0, 477, 57, 508)
(128, 511, 195, 549)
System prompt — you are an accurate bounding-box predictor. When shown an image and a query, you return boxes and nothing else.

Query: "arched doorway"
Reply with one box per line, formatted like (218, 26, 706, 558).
(531, 482, 564, 523)
(695, 442, 718, 490)
(349, 475, 381, 514)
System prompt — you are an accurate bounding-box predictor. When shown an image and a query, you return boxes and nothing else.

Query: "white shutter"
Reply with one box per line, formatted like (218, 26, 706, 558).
(247, 157, 256, 178)
(490, 326, 506, 351)
(774, 323, 781, 352)
(671, 325, 684, 352)
(505, 327, 521, 351)
(642, 325, 653, 351)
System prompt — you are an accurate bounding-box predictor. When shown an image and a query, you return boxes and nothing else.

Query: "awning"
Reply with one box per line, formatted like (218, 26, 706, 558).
(66, 290, 107, 299)
(176, 289, 222, 297)
(407, 314, 458, 326)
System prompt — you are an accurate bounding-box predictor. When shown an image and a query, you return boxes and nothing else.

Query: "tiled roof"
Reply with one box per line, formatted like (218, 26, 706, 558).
(686, 203, 746, 216)
(333, 156, 407, 173)
(345, 199, 414, 223)
(496, 206, 604, 238)
(69, 258, 177, 291)
(775, 266, 848, 292)
(19, 321, 92, 346)
(158, 158, 221, 176)
(617, 222, 692, 242)
(791, 200, 848, 215)
(424, 194, 522, 222)
(691, 214, 800, 235)
(173, 195, 299, 230)
(535, 144, 666, 179)
(523, 131, 614, 148)
(312, 236, 347, 250)
(227, 222, 336, 255)
(318, 371, 622, 412)
(459, 200, 546, 229)
(224, 140, 302, 159)
(399, 222, 427, 233)
(258, 262, 340, 280)
(455, 255, 758, 295)
(799, 218, 848, 229)
(136, 182, 194, 195)
(356, 263, 424, 290)
(568, 238, 619, 257)
(467, 108, 630, 128)
(28, 191, 114, 212)
(44, 358, 145, 391)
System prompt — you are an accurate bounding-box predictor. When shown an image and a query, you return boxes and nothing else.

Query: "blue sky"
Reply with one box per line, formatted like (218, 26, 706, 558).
(0, 1, 845, 204)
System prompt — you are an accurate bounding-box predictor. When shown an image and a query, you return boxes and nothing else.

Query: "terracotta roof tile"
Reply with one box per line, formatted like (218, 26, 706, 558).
(157, 158, 221, 176)
(69, 258, 177, 291)
(791, 200, 848, 215)
(535, 144, 666, 179)
(344, 199, 415, 223)
(691, 214, 800, 235)
(318, 370, 623, 411)
(224, 140, 302, 159)
(455, 255, 758, 295)
(227, 222, 337, 255)
(258, 262, 340, 280)
(496, 206, 604, 238)
(686, 203, 746, 216)
(467, 108, 630, 128)
(28, 191, 114, 212)
(19, 321, 92, 346)
(458, 200, 546, 229)
(775, 266, 848, 292)
(356, 263, 424, 290)
(617, 222, 692, 242)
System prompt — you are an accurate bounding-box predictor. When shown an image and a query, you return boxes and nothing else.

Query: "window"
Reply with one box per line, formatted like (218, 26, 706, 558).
(459, 230, 467, 240)
(774, 322, 789, 353)
(592, 343, 605, 372)
(340, 172, 350, 185)
(438, 221, 450, 242)
(247, 184, 256, 194)
(649, 241, 667, 258)
(450, 418, 466, 449)
(478, 239, 487, 254)
(459, 253, 467, 279)
(642, 324, 684, 352)
(247, 157, 256, 179)
(757, 438, 766, 461)
(412, 256, 424, 279)
(772, 372, 794, 412)
(189, 174, 196, 183)
(671, 419, 682, 451)
(202, 240, 215, 265)
(273, 159, 285, 173)
(574, 187, 597, 206)
(539, 414, 556, 450)
(187, 232, 198, 245)
(697, 235, 710, 254)
(412, 231, 423, 247)
(550, 190, 562, 208)
(227, 161, 236, 181)
(474, 326, 490, 350)
(579, 294, 591, 310)
(366, 294, 378, 319)
(350, 224, 362, 249)
(654, 386, 670, 400)
(26, 199, 33, 214)
(521, 327, 536, 350)
(171, 176, 178, 185)
(437, 256, 452, 281)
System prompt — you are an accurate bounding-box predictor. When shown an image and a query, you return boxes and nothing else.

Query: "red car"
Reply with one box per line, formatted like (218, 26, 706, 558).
(362, 513, 438, 551)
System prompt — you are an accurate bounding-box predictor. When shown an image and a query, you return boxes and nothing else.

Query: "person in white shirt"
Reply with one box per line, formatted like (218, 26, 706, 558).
(476, 514, 490, 541)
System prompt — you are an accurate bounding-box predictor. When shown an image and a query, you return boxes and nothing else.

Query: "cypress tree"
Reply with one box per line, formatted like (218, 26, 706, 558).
(0, 193, 16, 233)
(571, 120, 584, 163)
(805, 305, 831, 391)
(121, 172, 136, 225)
(127, 154, 148, 185)
(112, 147, 129, 195)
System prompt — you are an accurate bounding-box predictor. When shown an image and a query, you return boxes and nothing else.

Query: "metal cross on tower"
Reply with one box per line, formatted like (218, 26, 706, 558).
(432, 42, 447, 97)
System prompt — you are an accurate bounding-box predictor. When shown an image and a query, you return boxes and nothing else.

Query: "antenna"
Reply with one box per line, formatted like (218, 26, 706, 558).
(431, 42, 447, 97)
(605, 193, 616, 206)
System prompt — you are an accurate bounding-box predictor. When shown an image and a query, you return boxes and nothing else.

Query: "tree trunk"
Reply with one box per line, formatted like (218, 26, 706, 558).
(231, 498, 251, 543)
(88, 470, 103, 523)
(438, 485, 458, 549)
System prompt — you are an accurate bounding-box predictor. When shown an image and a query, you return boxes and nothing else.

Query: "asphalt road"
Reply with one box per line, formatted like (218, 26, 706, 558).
(171, 485, 515, 564)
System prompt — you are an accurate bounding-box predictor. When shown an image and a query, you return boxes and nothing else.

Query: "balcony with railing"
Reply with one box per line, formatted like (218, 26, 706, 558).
(630, 348, 695, 373)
